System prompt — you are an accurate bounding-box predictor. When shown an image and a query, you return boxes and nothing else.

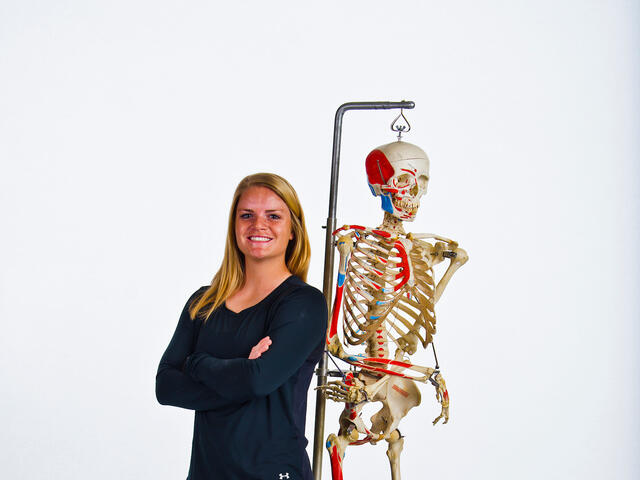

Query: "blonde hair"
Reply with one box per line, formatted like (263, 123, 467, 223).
(189, 173, 311, 321)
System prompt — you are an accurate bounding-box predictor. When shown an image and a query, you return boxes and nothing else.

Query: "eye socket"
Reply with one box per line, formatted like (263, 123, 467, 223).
(395, 173, 412, 187)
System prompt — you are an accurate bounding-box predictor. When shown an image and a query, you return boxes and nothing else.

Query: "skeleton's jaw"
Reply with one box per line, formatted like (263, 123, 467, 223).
(391, 196, 420, 220)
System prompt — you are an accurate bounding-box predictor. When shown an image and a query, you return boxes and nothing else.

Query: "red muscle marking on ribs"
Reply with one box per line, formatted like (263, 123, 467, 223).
(392, 385, 409, 397)
(392, 240, 411, 291)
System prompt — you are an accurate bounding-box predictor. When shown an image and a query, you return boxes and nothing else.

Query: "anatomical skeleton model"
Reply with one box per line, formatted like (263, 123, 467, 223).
(320, 140, 468, 480)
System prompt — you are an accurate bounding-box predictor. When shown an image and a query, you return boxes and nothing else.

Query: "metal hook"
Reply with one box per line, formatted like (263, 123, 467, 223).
(390, 106, 411, 141)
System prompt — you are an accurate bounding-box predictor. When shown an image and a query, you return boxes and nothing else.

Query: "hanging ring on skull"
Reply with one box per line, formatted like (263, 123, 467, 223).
(390, 106, 411, 141)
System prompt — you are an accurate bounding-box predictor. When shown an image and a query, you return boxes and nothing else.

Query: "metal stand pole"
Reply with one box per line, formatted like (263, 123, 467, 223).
(312, 101, 415, 480)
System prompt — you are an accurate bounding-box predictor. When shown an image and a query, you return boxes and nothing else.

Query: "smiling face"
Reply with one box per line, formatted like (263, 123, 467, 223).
(234, 185, 293, 266)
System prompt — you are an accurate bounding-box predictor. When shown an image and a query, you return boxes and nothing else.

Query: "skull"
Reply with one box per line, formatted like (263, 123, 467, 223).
(365, 141, 430, 221)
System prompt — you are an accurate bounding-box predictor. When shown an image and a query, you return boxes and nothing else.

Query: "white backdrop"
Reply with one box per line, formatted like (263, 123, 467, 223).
(1, 1, 638, 479)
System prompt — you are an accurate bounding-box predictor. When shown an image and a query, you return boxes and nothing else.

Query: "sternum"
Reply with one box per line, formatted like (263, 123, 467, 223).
(365, 254, 391, 359)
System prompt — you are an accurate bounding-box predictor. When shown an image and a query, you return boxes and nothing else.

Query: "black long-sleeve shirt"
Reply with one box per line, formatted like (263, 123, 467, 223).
(156, 276, 327, 480)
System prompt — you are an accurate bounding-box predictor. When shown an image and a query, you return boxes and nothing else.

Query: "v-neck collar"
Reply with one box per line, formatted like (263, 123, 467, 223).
(223, 275, 294, 315)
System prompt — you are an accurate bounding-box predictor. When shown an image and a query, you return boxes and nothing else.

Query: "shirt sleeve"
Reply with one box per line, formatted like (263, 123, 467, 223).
(183, 286, 327, 403)
(155, 288, 239, 411)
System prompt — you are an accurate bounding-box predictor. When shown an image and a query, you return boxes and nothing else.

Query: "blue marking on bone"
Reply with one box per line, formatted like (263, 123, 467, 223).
(381, 194, 394, 213)
(368, 183, 376, 196)
(370, 315, 380, 320)
(337, 272, 345, 287)
(326, 440, 331, 449)
(376, 300, 386, 305)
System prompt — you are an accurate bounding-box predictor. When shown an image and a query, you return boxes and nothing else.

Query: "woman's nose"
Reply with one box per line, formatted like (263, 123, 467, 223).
(254, 215, 268, 229)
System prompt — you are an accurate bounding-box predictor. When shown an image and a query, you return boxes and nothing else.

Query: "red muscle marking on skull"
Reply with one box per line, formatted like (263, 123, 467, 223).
(366, 149, 394, 186)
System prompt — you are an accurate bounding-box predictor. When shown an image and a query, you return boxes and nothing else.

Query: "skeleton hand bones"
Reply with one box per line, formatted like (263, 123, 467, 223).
(430, 372, 450, 425)
(316, 375, 369, 404)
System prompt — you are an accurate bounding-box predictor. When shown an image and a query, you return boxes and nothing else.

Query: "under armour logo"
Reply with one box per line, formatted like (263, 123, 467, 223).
(278, 474, 290, 479)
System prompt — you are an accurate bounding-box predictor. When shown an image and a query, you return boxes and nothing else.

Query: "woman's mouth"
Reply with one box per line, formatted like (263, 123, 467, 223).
(248, 236, 272, 242)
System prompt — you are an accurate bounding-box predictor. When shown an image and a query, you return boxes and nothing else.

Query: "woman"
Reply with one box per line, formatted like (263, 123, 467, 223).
(156, 173, 327, 480)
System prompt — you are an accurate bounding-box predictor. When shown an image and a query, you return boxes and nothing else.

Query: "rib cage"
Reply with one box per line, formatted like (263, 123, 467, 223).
(340, 228, 437, 350)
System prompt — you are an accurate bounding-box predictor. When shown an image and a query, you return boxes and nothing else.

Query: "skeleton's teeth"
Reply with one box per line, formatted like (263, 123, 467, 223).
(393, 198, 417, 211)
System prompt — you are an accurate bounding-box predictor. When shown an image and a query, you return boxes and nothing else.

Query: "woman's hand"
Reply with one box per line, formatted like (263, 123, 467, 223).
(249, 336, 272, 360)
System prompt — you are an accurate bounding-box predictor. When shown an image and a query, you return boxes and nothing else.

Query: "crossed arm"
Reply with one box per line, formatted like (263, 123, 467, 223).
(155, 288, 233, 411)
(155, 287, 327, 411)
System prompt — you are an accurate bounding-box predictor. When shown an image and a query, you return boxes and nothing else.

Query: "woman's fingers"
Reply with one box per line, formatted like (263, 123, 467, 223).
(249, 336, 272, 359)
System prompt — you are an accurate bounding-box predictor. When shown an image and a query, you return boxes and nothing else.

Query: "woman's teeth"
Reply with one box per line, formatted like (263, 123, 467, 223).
(249, 236, 271, 242)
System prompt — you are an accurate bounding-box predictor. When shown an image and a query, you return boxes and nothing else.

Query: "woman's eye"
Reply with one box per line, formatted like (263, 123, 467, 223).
(269, 214, 281, 220)
(239, 213, 252, 219)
